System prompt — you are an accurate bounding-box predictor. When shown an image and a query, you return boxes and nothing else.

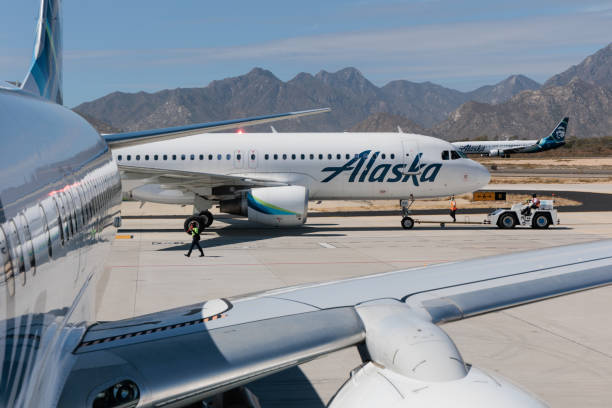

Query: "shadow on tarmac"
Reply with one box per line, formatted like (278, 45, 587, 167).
(246, 366, 326, 408)
(123, 222, 571, 251)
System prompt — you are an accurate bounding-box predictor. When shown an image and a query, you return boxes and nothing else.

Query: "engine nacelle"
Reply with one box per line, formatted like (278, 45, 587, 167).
(489, 149, 510, 158)
(329, 301, 548, 407)
(220, 186, 308, 227)
(329, 363, 547, 407)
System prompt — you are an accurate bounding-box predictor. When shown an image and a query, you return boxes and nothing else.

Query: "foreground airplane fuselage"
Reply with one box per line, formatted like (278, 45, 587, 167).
(0, 87, 122, 406)
(115, 133, 490, 201)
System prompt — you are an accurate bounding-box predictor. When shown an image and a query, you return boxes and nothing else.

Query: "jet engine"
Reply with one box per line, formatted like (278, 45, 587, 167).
(220, 185, 308, 227)
(489, 149, 510, 158)
(329, 301, 547, 408)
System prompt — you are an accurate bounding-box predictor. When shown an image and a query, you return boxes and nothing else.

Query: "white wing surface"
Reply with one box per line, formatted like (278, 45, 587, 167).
(58, 240, 612, 407)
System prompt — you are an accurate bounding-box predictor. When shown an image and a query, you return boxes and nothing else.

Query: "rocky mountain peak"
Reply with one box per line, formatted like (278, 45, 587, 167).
(544, 42, 612, 89)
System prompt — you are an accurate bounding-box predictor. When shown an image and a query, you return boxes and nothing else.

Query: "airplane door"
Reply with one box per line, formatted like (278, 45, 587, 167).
(248, 149, 258, 169)
(233, 149, 244, 169)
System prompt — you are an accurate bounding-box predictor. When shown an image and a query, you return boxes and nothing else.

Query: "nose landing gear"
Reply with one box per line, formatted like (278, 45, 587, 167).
(400, 194, 415, 230)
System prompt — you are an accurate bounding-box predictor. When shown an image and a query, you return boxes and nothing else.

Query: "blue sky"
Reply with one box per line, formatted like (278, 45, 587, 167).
(1, 0, 611, 107)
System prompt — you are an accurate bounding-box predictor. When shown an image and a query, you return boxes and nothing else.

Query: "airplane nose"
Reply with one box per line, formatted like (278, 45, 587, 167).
(473, 160, 491, 188)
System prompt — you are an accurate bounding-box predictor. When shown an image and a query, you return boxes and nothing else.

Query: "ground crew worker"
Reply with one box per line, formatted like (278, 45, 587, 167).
(185, 221, 204, 257)
(449, 195, 457, 222)
(521, 193, 540, 216)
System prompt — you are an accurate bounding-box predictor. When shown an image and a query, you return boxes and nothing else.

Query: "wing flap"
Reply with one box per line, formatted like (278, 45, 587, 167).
(59, 308, 364, 407)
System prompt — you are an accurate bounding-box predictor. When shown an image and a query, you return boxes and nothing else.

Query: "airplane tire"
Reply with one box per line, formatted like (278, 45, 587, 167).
(533, 213, 550, 229)
(184, 215, 205, 234)
(199, 210, 214, 227)
(498, 213, 516, 229)
(401, 216, 415, 229)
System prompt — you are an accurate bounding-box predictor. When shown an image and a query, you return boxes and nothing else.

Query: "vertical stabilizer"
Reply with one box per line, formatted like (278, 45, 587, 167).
(21, 0, 62, 105)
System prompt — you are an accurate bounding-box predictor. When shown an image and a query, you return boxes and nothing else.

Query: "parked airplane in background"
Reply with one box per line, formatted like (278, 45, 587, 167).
(114, 132, 490, 230)
(4, 2, 612, 408)
(453, 117, 568, 157)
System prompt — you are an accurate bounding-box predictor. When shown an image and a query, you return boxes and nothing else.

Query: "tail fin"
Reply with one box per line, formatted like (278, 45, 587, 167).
(548, 117, 569, 143)
(21, 0, 63, 105)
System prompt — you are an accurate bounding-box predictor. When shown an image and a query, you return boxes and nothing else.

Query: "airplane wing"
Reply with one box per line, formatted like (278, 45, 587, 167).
(119, 164, 287, 190)
(58, 240, 612, 407)
(103, 108, 331, 149)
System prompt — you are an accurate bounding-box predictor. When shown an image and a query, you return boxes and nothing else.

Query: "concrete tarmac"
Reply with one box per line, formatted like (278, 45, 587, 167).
(99, 203, 612, 407)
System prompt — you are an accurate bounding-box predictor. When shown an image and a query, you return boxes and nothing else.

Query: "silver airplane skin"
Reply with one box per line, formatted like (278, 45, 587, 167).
(2, 2, 612, 407)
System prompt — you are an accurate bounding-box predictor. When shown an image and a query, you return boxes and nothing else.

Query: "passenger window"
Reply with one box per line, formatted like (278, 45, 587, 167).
(282, 154, 287, 160)
(319, 154, 323, 160)
(273, 154, 278, 160)
(217, 154, 222, 160)
(328, 154, 332, 160)
(451, 151, 461, 160)
(154, 155, 159, 161)
(251, 154, 256, 160)
(391, 153, 395, 159)
(345, 154, 350, 160)
(0, 226, 15, 296)
(145, 155, 149, 160)
(199, 154, 203, 160)
(117, 155, 122, 161)
(309, 154, 314, 160)
(226, 154, 231, 160)
(291, 154, 296, 160)
(265, 154, 269, 160)
(208, 154, 213, 160)
(126, 155, 131, 161)
(136, 155, 140, 160)
(381, 153, 386, 159)
(441, 151, 449, 160)
(181, 154, 186, 160)
(237, 154, 241, 160)
(163, 155, 168, 161)
(336, 154, 341, 160)
(172, 155, 177, 160)
(301, 154, 305, 160)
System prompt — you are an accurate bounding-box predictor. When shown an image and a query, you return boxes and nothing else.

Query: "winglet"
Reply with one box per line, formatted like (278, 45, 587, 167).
(21, 0, 63, 105)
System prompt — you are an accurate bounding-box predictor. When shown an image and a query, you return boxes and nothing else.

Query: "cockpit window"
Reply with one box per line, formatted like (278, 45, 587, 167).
(451, 150, 462, 160)
(441, 151, 449, 160)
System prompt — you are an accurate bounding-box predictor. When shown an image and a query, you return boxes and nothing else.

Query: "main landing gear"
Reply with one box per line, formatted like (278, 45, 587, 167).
(400, 194, 415, 230)
(183, 210, 214, 234)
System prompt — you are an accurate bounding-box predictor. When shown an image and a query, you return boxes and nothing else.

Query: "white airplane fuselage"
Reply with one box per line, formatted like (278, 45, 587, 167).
(114, 132, 490, 202)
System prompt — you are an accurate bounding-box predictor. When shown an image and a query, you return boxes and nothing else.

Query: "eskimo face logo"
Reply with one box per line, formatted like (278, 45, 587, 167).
(321, 150, 442, 186)
(553, 127, 566, 141)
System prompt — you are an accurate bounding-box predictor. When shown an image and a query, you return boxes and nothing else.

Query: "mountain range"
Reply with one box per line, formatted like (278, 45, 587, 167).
(74, 43, 612, 140)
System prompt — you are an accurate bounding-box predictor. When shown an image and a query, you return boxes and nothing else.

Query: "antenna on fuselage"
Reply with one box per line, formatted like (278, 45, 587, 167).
(397, 126, 404, 133)
(270, 126, 278, 133)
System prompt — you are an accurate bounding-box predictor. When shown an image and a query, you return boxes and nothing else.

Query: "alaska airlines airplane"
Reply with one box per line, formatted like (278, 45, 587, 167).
(3, 2, 612, 407)
(114, 133, 490, 230)
(453, 117, 568, 157)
